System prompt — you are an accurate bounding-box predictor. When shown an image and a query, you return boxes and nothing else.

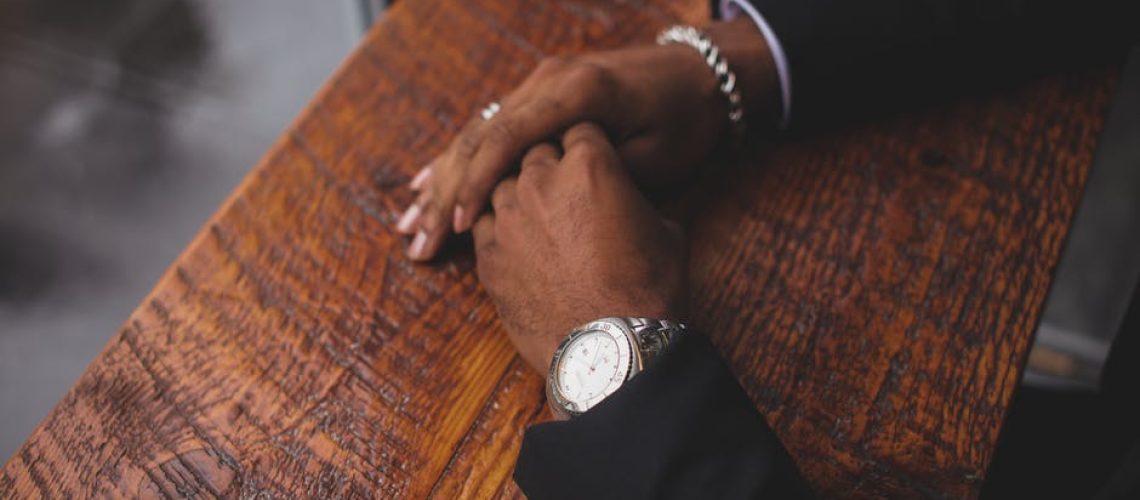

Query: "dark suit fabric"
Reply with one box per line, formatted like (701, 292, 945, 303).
(514, 331, 813, 499)
(721, 0, 1138, 130)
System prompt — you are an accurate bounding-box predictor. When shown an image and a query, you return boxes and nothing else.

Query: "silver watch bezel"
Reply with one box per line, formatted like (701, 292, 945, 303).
(546, 318, 642, 419)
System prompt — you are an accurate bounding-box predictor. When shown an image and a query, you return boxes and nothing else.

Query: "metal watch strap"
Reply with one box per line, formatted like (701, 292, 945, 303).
(626, 317, 686, 365)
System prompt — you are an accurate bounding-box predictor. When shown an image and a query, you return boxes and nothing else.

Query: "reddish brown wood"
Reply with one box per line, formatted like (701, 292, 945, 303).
(0, 0, 1116, 497)
(684, 68, 1116, 496)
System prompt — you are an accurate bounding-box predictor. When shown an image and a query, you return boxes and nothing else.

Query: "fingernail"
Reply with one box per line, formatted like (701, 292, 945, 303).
(453, 206, 466, 232)
(408, 231, 428, 259)
(410, 166, 432, 191)
(397, 204, 421, 234)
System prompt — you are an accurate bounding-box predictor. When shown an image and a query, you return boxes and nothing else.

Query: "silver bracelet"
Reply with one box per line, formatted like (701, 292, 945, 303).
(656, 25, 745, 133)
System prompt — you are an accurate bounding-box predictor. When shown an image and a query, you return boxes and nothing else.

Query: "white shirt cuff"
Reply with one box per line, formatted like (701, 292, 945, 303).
(720, 0, 792, 129)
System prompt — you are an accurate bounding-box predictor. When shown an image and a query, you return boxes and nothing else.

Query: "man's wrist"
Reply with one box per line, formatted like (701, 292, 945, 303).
(705, 17, 781, 130)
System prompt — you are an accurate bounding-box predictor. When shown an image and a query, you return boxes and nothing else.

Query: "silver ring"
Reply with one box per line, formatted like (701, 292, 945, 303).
(480, 102, 501, 121)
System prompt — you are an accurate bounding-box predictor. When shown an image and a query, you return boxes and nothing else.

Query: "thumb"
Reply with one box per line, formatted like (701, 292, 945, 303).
(561, 122, 637, 187)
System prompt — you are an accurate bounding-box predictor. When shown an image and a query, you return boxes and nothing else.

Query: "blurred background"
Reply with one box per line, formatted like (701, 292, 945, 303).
(2, 0, 1139, 465)
(0, 0, 386, 459)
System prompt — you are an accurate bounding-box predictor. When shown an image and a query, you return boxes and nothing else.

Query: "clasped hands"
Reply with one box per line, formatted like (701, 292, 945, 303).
(395, 19, 777, 372)
(467, 122, 687, 373)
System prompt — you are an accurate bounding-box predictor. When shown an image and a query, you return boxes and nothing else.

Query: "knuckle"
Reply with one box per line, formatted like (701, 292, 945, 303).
(564, 62, 613, 102)
(423, 206, 454, 234)
(415, 198, 442, 231)
(453, 178, 482, 205)
(515, 175, 540, 206)
(474, 232, 495, 254)
(456, 128, 482, 159)
(566, 62, 606, 89)
(492, 180, 520, 213)
(535, 56, 568, 75)
(472, 213, 493, 233)
(453, 186, 473, 207)
(473, 224, 496, 255)
(517, 166, 539, 189)
(482, 119, 517, 149)
(529, 95, 571, 118)
(491, 186, 507, 209)
(425, 183, 454, 210)
(566, 139, 606, 167)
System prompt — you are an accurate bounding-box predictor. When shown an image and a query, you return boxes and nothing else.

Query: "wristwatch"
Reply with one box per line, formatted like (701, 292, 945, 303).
(546, 317, 686, 419)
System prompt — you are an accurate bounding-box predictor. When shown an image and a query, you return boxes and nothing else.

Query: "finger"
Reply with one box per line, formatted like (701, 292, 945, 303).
(490, 178, 519, 213)
(407, 73, 540, 258)
(520, 143, 561, 172)
(396, 202, 421, 235)
(452, 85, 610, 233)
(408, 224, 450, 262)
(443, 90, 532, 233)
(513, 144, 559, 210)
(472, 214, 502, 288)
(406, 192, 449, 261)
(404, 115, 484, 258)
(405, 81, 530, 260)
(519, 142, 560, 186)
(409, 163, 433, 191)
(450, 116, 490, 172)
(398, 186, 436, 235)
(561, 122, 615, 161)
(397, 161, 438, 234)
(471, 213, 497, 256)
(560, 122, 627, 187)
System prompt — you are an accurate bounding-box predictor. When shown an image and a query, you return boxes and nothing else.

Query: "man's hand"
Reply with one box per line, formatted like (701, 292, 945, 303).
(472, 123, 689, 373)
(397, 18, 778, 261)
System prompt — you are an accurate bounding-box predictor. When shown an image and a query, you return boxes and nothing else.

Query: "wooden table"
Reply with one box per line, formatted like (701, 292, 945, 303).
(0, 0, 1116, 497)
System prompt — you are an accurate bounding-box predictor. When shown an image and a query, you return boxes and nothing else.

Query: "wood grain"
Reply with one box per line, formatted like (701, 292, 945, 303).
(0, 0, 1115, 497)
(688, 65, 1116, 496)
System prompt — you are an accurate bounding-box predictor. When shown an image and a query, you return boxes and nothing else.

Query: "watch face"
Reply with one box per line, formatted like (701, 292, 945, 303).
(555, 327, 633, 412)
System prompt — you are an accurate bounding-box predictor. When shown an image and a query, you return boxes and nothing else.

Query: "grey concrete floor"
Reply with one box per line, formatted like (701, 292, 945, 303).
(0, 0, 356, 460)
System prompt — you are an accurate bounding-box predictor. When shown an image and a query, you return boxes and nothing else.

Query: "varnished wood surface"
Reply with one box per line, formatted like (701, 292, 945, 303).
(0, 0, 1116, 497)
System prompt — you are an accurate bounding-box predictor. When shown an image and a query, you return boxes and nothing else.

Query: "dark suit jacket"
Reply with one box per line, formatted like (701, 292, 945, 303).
(724, 0, 1138, 130)
(513, 1, 1140, 498)
(515, 323, 1140, 499)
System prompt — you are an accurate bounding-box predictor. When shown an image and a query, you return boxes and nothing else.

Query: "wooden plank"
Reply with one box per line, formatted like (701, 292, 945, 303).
(685, 68, 1116, 496)
(0, 0, 1115, 497)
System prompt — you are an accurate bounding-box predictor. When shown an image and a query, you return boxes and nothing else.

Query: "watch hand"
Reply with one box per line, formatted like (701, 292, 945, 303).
(589, 338, 602, 370)
(575, 370, 586, 388)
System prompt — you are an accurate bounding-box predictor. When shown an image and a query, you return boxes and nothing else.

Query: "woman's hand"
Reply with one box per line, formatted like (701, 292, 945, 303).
(397, 18, 778, 261)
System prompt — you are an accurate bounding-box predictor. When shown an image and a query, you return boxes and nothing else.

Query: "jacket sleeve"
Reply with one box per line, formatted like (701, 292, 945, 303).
(513, 331, 812, 499)
(715, 0, 1138, 130)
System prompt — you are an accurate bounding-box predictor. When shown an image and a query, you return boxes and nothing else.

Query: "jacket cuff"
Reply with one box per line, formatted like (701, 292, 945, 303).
(513, 331, 810, 498)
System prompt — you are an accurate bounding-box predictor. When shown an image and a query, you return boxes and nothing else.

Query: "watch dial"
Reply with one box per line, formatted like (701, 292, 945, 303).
(556, 330, 628, 409)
